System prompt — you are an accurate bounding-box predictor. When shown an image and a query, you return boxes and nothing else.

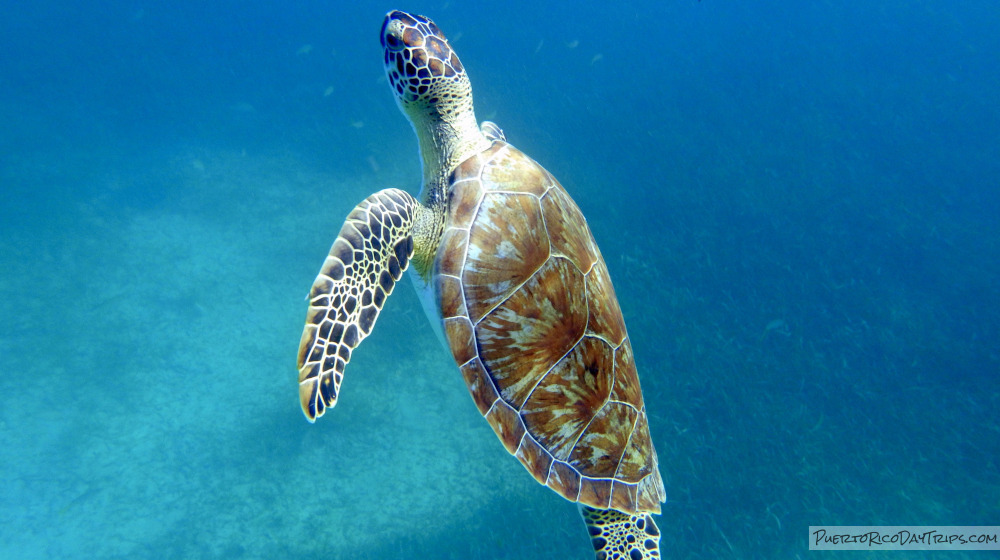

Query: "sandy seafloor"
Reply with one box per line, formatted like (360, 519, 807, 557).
(1, 1, 998, 559)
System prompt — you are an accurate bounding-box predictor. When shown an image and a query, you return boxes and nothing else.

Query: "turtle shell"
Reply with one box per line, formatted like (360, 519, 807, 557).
(435, 141, 665, 514)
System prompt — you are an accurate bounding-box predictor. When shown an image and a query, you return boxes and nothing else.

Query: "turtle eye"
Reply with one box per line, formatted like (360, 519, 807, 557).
(384, 32, 404, 52)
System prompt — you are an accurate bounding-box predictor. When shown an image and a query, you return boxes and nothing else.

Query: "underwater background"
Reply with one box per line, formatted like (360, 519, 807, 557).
(2, 1, 997, 558)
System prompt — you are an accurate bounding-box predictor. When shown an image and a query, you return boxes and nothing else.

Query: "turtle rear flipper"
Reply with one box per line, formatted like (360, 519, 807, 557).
(580, 505, 661, 560)
(297, 188, 418, 421)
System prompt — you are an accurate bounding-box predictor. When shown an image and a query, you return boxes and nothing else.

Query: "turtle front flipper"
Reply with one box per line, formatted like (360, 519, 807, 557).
(480, 121, 505, 142)
(580, 505, 661, 560)
(297, 188, 418, 421)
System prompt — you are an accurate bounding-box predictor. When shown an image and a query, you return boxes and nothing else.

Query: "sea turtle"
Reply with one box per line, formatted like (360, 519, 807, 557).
(297, 10, 666, 559)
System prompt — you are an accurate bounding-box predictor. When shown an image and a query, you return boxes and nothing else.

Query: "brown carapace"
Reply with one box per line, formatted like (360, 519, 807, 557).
(438, 141, 664, 516)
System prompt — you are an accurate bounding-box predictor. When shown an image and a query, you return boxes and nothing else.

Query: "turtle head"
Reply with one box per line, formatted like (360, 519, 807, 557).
(381, 11, 474, 124)
(380, 11, 489, 202)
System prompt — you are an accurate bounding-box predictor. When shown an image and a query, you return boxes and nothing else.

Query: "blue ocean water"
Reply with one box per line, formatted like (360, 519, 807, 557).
(2, 1, 997, 558)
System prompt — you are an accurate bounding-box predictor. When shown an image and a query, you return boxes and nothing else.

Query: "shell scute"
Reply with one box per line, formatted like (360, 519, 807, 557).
(637, 472, 665, 514)
(463, 193, 549, 323)
(545, 460, 582, 501)
(610, 480, 639, 514)
(443, 316, 476, 365)
(515, 434, 554, 485)
(475, 257, 587, 408)
(482, 145, 549, 196)
(540, 186, 598, 273)
(584, 259, 627, 346)
(437, 228, 468, 279)
(485, 400, 526, 454)
(459, 357, 500, 416)
(609, 340, 643, 409)
(437, 274, 467, 319)
(447, 177, 485, 230)
(614, 410, 657, 482)
(578, 476, 613, 510)
(520, 336, 613, 461)
(568, 401, 637, 478)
